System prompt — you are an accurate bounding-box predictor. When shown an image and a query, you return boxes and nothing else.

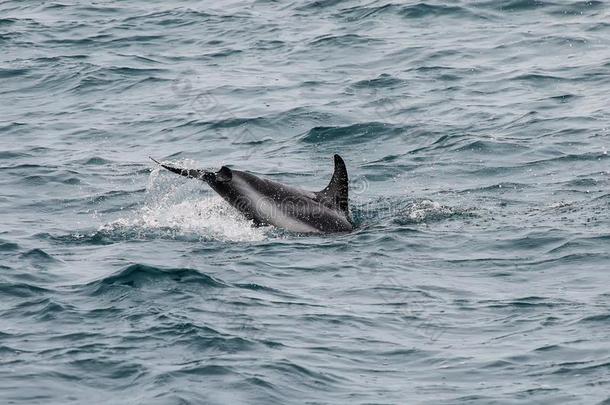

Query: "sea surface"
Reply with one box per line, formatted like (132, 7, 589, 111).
(1, 1, 609, 404)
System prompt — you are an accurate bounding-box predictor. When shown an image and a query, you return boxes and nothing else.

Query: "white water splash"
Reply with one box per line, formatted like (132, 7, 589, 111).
(407, 200, 458, 223)
(100, 161, 269, 242)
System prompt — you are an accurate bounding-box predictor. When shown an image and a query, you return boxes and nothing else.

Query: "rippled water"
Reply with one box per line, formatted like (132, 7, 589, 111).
(1, 1, 609, 404)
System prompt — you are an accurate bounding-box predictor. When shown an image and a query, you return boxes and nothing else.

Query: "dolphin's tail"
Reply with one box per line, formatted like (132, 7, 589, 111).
(149, 157, 214, 182)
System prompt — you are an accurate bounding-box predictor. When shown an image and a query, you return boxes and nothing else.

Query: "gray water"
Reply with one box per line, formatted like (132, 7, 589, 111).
(1, 1, 609, 404)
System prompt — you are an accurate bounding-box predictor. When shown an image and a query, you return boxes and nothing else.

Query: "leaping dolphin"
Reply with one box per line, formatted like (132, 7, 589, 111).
(150, 155, 353, 234)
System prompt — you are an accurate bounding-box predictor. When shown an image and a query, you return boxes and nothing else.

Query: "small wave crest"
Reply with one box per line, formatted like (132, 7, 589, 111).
(398, 200, 466, 224)
(353, 198, 472, 227)
(82, 263, 226, 295)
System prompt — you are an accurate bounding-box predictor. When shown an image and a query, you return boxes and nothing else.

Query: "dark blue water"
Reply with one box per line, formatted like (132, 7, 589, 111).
(1, 1, 609, 404)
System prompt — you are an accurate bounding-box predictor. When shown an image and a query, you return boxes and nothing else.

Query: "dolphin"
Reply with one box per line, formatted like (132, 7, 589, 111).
(150, 155, 353, 234)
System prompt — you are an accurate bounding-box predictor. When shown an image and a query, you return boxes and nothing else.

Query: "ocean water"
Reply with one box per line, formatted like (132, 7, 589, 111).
(1, 0, 609, 403)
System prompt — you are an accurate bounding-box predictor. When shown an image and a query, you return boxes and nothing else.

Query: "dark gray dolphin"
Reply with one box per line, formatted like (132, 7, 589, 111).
(150, 155, 353, 234)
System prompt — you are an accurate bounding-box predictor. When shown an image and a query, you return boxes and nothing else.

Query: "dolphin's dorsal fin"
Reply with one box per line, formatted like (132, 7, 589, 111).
(314, 154, 349, 214)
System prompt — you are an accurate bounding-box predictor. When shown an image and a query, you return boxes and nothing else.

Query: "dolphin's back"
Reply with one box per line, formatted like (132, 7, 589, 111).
(217, 170, 352, 233)
(153, 155, 353, 234)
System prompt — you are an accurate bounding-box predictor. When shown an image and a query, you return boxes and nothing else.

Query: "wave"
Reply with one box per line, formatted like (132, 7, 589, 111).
(0, 282, 50, 298)
(452, 139, 530, 155)
(399, 3, 468, 19)
(352, 198, 473, 227)
(476, 0, 554, 12)
(350, 73, 405, 89)
(34, 231, 117, 246)
(0, 68, 29, 78)
(309, 33, 382, 48)
(479, 295, 573, 309)
(19, 248, 59, 263)
(337, 2, 483, 21)
(577, 313, 610, 323)
(0, 18, 18, 26)
(301, 122, 403, 144)
(0, 239, 20, 252)
(0, 150, 32, 159)
(12, 297, 71, 321)
(82, 263, 226, 295)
